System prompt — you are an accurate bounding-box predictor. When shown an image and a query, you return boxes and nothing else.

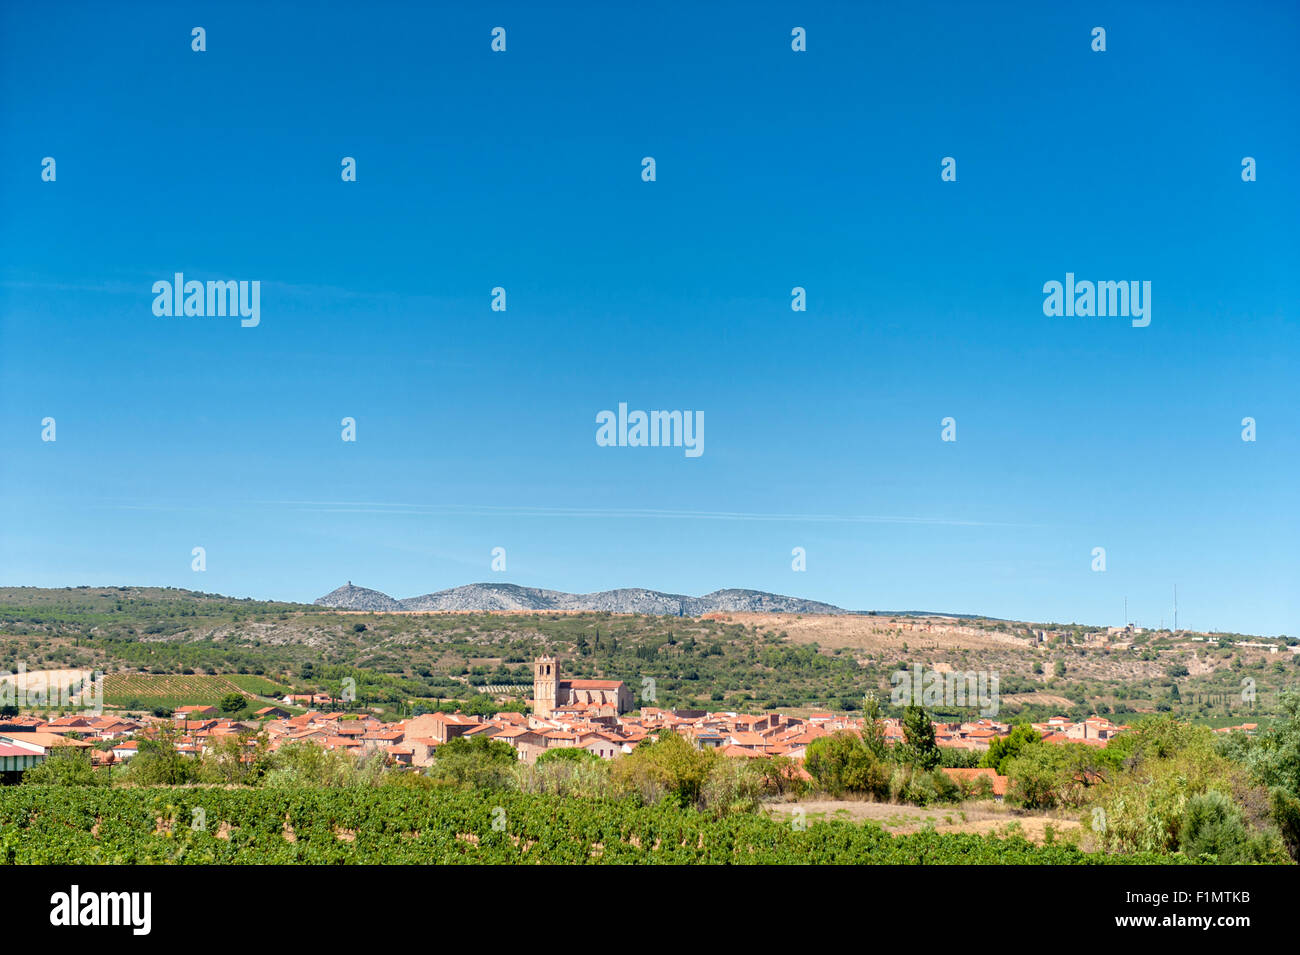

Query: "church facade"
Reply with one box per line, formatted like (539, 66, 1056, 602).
(532, 655, 633, 718)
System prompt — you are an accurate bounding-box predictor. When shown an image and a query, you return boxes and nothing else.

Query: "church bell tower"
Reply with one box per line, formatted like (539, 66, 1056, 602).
(533, 655, 559, 719)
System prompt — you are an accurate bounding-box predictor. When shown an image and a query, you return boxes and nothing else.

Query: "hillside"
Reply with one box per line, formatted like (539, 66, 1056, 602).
(0, 586, 1294, 724)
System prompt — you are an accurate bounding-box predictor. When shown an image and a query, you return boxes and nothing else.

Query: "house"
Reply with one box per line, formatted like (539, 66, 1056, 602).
(0, 731, 92, 754)
(0, 737, 46, 781)
(582, 735, 622, 760)
(86, 717, 142, 740)
(726, 731, 768, 752)
(402, 712, 481, 745)
(253, 706, 289, 720)
(174, 705, 218, 720)
(403, 738, 440, 767)
(495, 727, 549, 762)
(44, 715, 95, 732)
(110, 740, 140, 760)
(361, 730, 405, 753)
(283, 694, 335, 706)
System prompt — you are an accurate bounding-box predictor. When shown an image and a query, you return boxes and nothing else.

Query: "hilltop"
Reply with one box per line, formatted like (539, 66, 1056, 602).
(314, 581, 848, 616)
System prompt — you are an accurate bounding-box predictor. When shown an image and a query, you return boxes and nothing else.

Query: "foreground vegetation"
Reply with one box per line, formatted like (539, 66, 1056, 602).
(796, 696, 1300, 864)
(13, 695, 1300, 864)
(0, 786, 1184, 865)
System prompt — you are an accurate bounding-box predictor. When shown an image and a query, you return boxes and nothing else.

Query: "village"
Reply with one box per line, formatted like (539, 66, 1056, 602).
(0, 655, 1194, 787)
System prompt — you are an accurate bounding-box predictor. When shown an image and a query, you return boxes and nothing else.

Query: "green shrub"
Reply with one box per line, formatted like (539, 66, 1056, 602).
(425, 735, 519, 790)
(805, 731, 889, 798)
(890, 765, 960, 806)
(20, 748, 107, 787)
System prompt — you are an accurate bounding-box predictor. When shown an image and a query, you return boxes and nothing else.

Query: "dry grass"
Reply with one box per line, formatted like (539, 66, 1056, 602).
(770, 798, 1083, 844)
(708, 613, 1032, 653)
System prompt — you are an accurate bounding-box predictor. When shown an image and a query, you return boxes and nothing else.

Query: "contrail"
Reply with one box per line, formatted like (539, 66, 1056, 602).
(252, 500, 1042, 528)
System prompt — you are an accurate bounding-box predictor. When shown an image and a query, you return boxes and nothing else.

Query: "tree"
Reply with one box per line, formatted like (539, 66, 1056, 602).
(427, 735, 518, 790)
(804, 731, 888, 798)
(219, 692, 245, 714)
(611, 731, 715, 809)
(201, 731, 267, 785)
(1089, 716, 1282, 857)
(1237, 690, 1300, 861)
(860, 692, 888, 759)
(898, 705, 940, 770)
(982, 723, 1041, 775)
(536, 746, 598, 765)
(124, 729, 199, 785)
(1178, 791, 1257, 862)
(1269, 787, 1300, 862)
(1006, 745, 1069, 809)
(262, 742, 374, 788)
(1245, 690, 1300, 796)
(21, 747, 105, 786)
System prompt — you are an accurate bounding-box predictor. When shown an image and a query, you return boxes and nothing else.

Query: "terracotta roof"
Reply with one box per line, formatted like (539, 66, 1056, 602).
(941, 767, 1009, 796)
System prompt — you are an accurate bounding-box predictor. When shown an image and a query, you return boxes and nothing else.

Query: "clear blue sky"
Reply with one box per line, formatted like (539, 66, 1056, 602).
(1, 1, 1297, 635)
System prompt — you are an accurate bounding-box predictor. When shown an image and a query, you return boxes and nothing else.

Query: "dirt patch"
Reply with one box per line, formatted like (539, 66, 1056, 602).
(1000, 693, 1076, 709)
(769, 798, 1082, 844)
(709, 614, 1033, 654)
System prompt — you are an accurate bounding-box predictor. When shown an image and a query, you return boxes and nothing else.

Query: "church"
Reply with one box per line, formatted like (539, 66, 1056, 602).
(532, 655, 633, 718)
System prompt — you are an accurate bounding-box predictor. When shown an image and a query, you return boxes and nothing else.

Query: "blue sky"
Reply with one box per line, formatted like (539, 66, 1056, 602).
(1, 1, 1297, 635)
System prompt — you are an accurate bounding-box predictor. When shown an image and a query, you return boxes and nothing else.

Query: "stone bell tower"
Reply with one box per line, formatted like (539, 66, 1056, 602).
(533, 655, 559, 719)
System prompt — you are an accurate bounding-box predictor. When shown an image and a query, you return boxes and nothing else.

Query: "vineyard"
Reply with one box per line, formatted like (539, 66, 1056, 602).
(0, 787, 1189, 865)
(102, 673, 286, 709)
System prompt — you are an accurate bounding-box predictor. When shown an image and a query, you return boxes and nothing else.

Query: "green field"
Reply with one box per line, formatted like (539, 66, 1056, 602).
(0, 786, 1191, 865)
(102, 673, 288, 710)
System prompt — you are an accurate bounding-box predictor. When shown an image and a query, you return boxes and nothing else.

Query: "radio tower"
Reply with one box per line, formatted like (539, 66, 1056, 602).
(1174, 584, 1178, 632)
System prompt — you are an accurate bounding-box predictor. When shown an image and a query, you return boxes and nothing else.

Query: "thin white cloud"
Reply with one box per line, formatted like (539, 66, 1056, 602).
(251, 500, 1040, 528)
